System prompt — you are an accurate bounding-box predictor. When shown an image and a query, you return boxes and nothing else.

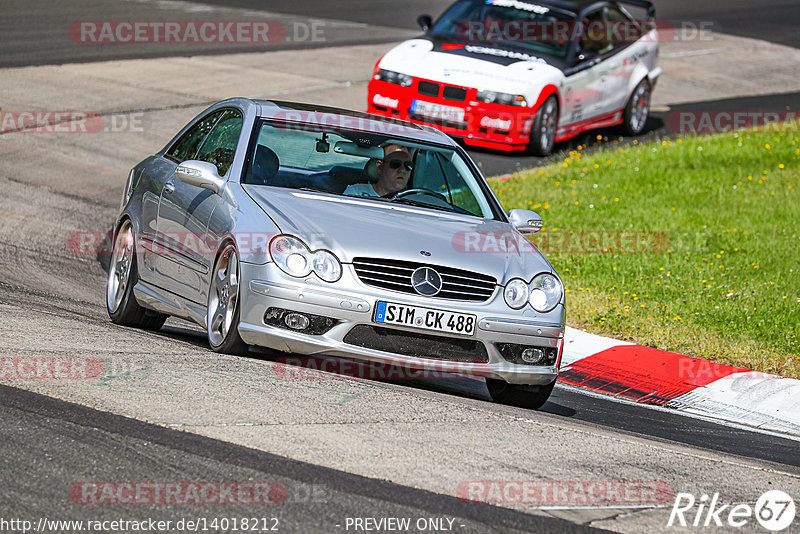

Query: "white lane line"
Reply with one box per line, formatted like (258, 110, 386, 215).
(669, 372, 800, 435)
(557, 383, 800, 444)
(661, 47, 730, 58)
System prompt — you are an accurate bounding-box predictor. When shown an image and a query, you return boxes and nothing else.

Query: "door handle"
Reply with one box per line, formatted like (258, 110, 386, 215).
(164, 180, 175, 194)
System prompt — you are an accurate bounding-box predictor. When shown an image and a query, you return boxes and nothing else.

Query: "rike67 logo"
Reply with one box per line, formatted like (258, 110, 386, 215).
(668, 490, 796, 531)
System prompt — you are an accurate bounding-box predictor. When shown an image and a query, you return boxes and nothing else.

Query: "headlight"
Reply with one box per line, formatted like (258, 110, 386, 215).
(312, 250, 342, 282)
(270, 236, 311, 277)
(375, 69, 413, 87)
(269, 235, 342, 282)
(504, 278, 530, 309)
(476, 90, 528, 106)
(529, 273, 563, 312)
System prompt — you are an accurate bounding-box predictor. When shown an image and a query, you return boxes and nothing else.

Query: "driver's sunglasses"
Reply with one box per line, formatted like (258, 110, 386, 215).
(387, 159, 413, 171)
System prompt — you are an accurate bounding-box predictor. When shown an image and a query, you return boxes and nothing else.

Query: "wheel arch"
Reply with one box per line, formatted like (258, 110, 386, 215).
(532, 84, 560, 113)
(626, 64, 652, 98)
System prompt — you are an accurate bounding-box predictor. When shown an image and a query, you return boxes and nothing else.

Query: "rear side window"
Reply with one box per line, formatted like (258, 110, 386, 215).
(165, 110, 224, 163)
(195, 110, 243, 176)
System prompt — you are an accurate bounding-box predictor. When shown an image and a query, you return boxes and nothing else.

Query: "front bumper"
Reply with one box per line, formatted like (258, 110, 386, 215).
(238, 262, 564, 385)
(367, 78, 536, 152)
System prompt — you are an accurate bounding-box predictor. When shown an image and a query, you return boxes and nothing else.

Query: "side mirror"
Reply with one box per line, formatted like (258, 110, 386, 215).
(175, 160, 225, 194)
(417, 14, 433, 31)
(508, 209, 543, 234)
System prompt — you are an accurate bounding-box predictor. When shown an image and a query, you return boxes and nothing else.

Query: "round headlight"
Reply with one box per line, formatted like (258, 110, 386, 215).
(529, 273, 563, 312)
(270, 236, 311, 277)
(312, 250, 342, 282)
(504, 278, 530, 309)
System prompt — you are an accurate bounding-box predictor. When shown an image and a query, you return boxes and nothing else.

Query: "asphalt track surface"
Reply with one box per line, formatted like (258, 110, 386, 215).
(3, 0, 799, 68)
(196, 0, 800, 50)
(2, 1, 800, 531)
(0, 385, 598, 533)
(4, 0, 800, 177)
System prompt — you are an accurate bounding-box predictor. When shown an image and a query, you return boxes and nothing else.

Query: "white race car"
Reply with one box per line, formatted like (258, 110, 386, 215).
(367, 0, 661, 155)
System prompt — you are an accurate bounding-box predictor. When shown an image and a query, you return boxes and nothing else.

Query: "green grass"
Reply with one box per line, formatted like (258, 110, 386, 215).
(491, 126, 800, 378)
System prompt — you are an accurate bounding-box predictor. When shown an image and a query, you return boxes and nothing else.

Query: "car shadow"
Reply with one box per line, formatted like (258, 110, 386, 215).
(234, 349, 579, 415)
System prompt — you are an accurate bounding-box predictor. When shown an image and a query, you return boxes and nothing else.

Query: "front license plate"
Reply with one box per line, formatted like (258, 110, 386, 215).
(410, 100, 466, 123)
(374, 301, 476, 336)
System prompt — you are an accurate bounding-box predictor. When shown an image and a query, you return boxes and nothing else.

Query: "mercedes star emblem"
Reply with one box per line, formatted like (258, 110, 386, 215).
(411, 267, 443, 296)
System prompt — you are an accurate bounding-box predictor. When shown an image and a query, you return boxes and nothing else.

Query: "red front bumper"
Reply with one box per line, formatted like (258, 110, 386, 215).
(367, 78, 538, 152)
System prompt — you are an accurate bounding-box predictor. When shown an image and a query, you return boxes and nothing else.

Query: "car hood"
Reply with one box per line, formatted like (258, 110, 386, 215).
(244, 186, 553, 283)
(378, 38, 564, 95)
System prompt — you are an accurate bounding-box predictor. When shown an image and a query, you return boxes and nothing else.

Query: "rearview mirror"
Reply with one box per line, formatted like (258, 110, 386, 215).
(333, 141, 384, 159)
(417, 14, 433, 31)
(508, 209, 543, 234)
(175, 160, 225, 194)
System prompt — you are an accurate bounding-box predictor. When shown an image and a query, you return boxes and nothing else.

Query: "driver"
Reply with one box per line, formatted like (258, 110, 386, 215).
(344, 144, 412, 197)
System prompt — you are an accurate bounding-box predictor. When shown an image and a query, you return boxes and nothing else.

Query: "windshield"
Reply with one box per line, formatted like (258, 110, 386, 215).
(242, 119, 498, 219)
(430, 0, 576, 59)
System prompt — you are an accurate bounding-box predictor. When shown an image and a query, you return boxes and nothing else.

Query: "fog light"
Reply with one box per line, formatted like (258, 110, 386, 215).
(284, 313, 310, 330)
(520, 347, 544, 364)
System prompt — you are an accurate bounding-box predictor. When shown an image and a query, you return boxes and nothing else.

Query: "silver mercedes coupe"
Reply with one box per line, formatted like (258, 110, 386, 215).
(107, 98, 565, 408)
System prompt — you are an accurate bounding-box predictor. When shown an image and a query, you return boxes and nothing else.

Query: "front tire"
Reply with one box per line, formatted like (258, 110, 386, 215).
(528, 95, 558, 156)
(106, 220, 167, 330)
(622, 79, 651, 136)
(487, 379, 555, 410)
(207, 243, 249, 355)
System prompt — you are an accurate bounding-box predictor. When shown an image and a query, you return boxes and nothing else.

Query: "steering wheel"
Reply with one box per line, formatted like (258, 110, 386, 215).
(392, 188, 449, 202)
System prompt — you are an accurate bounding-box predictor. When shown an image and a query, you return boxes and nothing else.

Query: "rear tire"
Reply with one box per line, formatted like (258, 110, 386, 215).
(622, 79, 651, 136)
(528, 95, 558, 156)
(487, 379, 555, 410)
(106, 220, 167, 330)
(207, 243, 249, 356)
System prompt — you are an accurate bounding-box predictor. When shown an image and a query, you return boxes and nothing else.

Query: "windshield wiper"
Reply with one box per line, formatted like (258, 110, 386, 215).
(340, 194, 457, 213)
(389, 197, 457, 213)
(298, 187, 332, 194)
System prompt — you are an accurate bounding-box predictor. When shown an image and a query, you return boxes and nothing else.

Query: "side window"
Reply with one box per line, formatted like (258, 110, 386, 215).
(581, 10, 613, 57)
(195, 110, 244, 177)
(413, 150, 483, 217)
(604, 6, 638, 48)
(412, 150, 448, 193)
(166, 111, 223, 163)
